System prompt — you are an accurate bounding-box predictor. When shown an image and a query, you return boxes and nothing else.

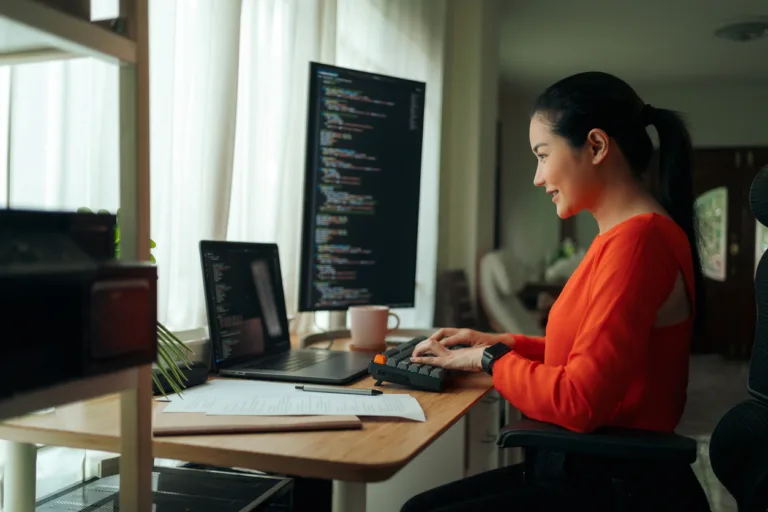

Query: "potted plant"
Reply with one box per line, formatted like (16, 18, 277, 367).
(78, 207, 193, 396)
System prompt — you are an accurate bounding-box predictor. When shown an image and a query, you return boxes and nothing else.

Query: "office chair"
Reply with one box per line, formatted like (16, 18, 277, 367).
(494, 229, 727, 507)
(709, 164, 768, 512)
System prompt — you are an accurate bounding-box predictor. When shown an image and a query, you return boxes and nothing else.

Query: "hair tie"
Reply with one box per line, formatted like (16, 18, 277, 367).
(640, 104, 655, 126)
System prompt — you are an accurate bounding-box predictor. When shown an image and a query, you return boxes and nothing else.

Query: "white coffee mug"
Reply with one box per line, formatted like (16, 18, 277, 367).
(349, 305, 401, 351)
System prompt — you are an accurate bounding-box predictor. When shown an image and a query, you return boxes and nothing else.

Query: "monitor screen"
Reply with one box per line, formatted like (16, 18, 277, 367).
(199, 241, 290, 367)
(299, 62, 426, 312)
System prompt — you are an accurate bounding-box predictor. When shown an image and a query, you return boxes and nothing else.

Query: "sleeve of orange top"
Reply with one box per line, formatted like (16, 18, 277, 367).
(501, 333, 545, 362)
(492, 223, 680, 433)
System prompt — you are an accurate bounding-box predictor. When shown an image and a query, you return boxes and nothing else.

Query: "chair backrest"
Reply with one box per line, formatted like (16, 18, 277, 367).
(709, 165, 768, 509)
(749, 165, 768, 401)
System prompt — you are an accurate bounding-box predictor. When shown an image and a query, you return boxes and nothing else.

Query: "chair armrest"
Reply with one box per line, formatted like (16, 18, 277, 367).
(497, 418, 697, 464)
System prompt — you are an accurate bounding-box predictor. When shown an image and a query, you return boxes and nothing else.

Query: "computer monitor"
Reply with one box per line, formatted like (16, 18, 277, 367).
(298, 62, 426, 314)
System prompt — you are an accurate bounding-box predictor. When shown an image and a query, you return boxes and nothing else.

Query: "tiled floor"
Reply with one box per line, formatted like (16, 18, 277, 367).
(678, 354, 751, 512)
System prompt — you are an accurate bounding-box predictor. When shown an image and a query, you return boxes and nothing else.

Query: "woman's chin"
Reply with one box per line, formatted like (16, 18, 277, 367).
(555, 203, 575, 219)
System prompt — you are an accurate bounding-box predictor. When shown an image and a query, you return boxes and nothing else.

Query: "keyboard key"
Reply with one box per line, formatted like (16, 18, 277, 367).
(383, 347, 400, 357)
(389, 351, 412, 366)
(408, 363, 422, 372)
(419, 365, 434, 375)
(397, 336, 426, 353)
(397, 361, 410, 370)
(429, 368, 445, 379)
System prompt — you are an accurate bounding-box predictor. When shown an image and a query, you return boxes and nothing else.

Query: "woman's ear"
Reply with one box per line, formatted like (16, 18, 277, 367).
(586, 129, 610, 165)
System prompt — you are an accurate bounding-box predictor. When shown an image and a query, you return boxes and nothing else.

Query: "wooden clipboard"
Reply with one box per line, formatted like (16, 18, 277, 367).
(153, 403, 362, 436)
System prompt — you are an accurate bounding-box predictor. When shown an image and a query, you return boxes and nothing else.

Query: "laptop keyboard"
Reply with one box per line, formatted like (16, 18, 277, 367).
(240, 350, 337, 372)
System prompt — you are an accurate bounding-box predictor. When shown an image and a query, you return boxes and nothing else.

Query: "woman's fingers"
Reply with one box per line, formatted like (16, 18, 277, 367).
(411, 339, 449, 359)
(428, 328, 457, 343)
(411, 339, 433, 358)
(410, 355, 446, 366)
(439, 334, 467, 347)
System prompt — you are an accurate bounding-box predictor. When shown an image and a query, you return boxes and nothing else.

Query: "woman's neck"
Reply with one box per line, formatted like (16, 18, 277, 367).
(589, 174, 663, 235)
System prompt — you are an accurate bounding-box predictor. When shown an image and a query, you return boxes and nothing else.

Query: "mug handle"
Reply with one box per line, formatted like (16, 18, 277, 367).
(388, 312, 401, 332)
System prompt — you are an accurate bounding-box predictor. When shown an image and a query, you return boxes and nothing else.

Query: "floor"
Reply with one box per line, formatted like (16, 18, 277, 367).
(678, 354, 751, 512)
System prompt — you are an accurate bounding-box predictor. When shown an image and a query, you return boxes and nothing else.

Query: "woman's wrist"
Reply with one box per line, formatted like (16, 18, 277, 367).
(496, 333, 515, 348)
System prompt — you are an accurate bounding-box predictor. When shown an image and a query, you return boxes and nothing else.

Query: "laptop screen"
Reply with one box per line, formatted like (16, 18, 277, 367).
(199, 241, 291, 367)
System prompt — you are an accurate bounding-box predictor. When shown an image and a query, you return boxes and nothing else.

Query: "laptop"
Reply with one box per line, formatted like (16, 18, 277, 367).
(199, 240, 371, 384)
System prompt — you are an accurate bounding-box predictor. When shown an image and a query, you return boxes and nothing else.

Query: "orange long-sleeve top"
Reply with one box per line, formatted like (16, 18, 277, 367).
(493, 213, 695, 434)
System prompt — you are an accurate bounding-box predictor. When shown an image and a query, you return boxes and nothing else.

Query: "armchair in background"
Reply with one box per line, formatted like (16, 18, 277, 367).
(478, 250, 545, 337)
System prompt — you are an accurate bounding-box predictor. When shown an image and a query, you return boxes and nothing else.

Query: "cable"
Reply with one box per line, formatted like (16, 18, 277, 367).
(312, 314, 335, 350)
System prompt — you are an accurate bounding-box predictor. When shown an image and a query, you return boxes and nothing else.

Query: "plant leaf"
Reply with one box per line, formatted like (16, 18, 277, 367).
(150, 239, 157, 249)
(158, 338, 190, 381)
(157, 345, 187, 384)
(159, 334, 192, 369)
(97, 209, 111, 215)
(158, 323, 193, 353)
(77, 207, 93, 214)
(155, 364, 184, 396)
(152, 372, 167, 397)
(158, 330, 193, 368)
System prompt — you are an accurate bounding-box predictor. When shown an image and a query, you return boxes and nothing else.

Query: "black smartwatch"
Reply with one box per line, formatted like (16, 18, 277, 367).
(481, 342, 511, 375)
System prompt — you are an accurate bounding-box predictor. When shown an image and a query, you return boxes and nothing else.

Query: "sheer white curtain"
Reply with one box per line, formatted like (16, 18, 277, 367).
(154, 0, 444, 332)
(0, 67, 9, 207)
(0, 0, 445, 333)
(150, 0, 336, 331)
(149, 0, 244, 331)
(335, 0, 446, 328)
(225, 0, 336, 325)
(0, 59, 119, 212)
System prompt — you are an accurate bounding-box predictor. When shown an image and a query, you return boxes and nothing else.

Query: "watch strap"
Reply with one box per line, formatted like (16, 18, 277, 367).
(482, 342, 510, 375)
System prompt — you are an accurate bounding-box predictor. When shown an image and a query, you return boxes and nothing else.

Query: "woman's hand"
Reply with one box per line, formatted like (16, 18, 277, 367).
(409, 342, 486, 372)
(412, 328, 508, 358)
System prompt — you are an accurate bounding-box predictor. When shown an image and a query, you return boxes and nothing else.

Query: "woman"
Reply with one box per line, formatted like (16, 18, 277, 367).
(401, 71, 709, 511)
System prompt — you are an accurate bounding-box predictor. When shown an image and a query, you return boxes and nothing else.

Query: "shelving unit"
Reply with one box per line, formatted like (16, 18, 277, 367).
(0, 1, 152, 511)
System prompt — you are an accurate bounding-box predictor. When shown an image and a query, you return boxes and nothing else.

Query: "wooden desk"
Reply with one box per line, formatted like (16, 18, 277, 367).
(0, 336, 494, 512)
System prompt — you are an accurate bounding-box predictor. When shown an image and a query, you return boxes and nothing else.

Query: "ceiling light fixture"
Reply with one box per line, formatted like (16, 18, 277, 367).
(715, 21, 768, 42)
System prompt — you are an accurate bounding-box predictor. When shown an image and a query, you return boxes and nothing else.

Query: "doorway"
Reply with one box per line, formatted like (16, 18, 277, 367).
(691, 148, 768, 357)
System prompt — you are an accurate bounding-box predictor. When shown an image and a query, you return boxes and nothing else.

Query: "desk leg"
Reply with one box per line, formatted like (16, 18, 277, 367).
(4, 441, 37, 512)
(332, 480, 366, 512)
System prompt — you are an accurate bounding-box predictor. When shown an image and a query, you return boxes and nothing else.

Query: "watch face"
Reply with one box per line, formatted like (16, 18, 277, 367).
(487, 342, 510, 358)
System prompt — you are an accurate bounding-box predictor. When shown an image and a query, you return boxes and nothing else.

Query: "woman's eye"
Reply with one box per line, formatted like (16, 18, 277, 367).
(537, 154, 547, 161)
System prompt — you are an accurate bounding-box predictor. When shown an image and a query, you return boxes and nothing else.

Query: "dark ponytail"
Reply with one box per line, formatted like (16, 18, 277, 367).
(648, 107, 704, 334)
(533, 72, 703, 335)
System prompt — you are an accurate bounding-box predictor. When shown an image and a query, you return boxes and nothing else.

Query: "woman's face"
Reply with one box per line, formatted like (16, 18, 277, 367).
(529, 114, 598, 219)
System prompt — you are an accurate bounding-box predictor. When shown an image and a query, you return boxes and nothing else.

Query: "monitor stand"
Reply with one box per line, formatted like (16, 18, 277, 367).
(329, 311, 347, 331)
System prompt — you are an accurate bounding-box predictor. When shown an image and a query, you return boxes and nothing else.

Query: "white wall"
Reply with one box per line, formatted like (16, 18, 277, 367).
(500, 80, 768, 254)
(437, 0, 500, 297)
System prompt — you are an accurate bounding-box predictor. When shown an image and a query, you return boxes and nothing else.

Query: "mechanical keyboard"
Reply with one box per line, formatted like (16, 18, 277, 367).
(368, 336, 466, 392)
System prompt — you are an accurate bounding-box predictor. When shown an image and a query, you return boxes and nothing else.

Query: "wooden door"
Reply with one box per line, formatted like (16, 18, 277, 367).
(691, 148, 768, 358)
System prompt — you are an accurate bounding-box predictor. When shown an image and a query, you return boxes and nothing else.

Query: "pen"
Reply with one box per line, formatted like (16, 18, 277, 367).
(295, 384, 383, 396)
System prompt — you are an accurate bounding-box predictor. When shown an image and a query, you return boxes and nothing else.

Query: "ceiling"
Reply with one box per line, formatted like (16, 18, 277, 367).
(499, 0, 768, 89)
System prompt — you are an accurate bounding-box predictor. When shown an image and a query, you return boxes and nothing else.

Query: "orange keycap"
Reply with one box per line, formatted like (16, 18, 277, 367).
(373, 354, 386, 364)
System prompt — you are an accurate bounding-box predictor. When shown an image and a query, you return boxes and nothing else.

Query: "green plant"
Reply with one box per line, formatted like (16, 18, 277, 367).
(78, 207, 193, 396)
